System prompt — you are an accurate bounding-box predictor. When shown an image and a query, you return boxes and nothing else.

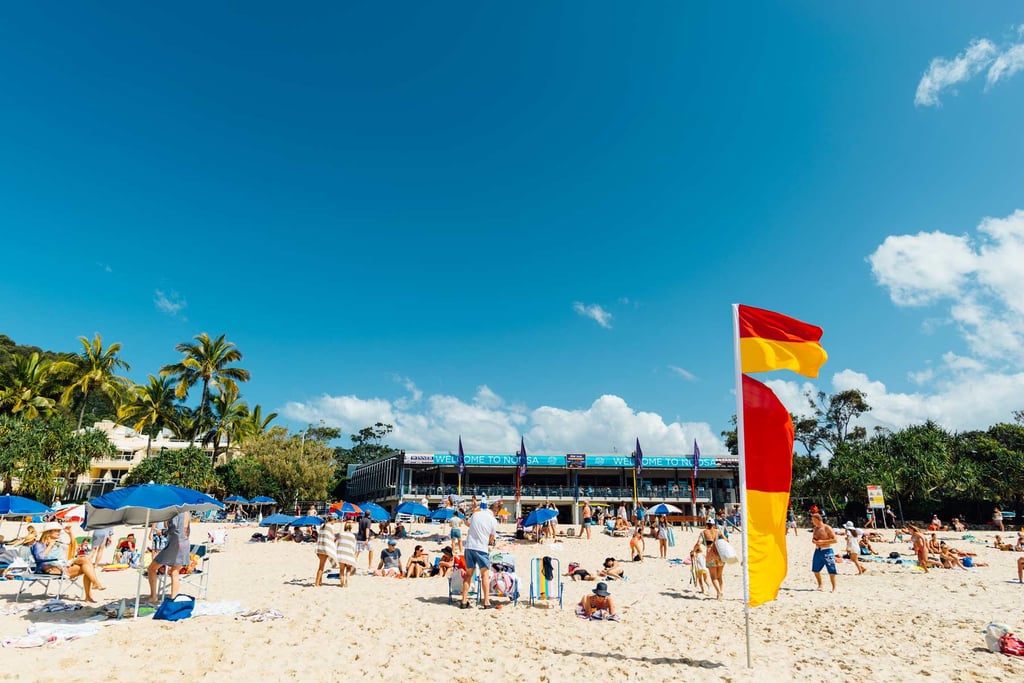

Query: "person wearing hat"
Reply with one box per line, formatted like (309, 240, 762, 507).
(31, 522, 106, 602)
(700, 518, 726, 600)
(843, 522, 866, 575)
(373, 538, 403, 576)
(576, 582, 619, 621)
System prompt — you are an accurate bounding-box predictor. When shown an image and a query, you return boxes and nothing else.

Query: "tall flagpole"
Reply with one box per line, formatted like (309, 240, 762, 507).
(732, 303, 753, 668)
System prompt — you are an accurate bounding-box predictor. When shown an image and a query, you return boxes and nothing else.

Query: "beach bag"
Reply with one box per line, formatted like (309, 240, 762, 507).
(715, 538, 738, 564)
(985, 623, 1011, 652)
(153, 594, 195, 622)
(1002, 634, 1024, 657)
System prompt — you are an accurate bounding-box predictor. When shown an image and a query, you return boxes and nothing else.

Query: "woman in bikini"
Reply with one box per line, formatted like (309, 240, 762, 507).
(701, 519, 725, 599)
(576, 582, 619, 621)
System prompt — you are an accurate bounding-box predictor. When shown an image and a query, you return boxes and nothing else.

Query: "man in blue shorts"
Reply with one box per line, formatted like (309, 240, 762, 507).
(460, 502, 498, 609)
(810, 513, 838, 592)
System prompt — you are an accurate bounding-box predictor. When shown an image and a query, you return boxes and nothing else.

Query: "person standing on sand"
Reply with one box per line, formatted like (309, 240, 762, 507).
(843, 522, 866, 575)
(145, 511, 190, 601)
(810, 513, 837, 592)
(993, 508, 1004, 532)
(460, 502, 497, 609)
(908, 525, 933, 572)
(885, 505, 896, 528)
(787, 506, 798, 536)
(579, 501, 593, 540)
(356, 511, 374, 571)
(700, 519, 725, 600)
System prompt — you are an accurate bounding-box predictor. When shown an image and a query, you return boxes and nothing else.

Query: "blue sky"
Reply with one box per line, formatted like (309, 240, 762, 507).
(3, 3, 1023, 455)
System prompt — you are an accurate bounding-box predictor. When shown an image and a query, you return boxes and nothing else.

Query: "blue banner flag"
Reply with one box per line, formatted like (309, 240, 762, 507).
(457, 436, 466, 476)
(518, 436, 528, 478)
(635, 438, 644, 475)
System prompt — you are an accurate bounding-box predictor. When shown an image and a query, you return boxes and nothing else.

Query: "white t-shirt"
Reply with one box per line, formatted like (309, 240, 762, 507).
(846, 528, 860, 554)
(465, 509, 498, 552)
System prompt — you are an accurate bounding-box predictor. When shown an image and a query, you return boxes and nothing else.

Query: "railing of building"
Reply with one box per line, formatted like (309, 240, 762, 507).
(404, 483, 720, 501)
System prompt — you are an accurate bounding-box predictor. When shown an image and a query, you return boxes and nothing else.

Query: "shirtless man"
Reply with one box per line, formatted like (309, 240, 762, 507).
(810, 513, 838, 592)
(578, 501, 593, 540)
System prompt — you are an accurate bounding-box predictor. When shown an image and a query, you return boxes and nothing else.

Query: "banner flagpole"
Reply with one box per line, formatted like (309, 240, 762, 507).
(732, 303, 753, 668)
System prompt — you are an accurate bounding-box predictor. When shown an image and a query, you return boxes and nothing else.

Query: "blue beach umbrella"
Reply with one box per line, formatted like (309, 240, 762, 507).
(84, 483, 223, 618)
(0, 494, 52, 516)
(250, 496, 277, 505)
(259, 513, 296, 527)
(648, 503, 683, 515)
(224, 495, 250, 504)
(288, 515, 324, 527)
(430, 508, 457, 521)
(396, 501, 431, 518)
(522, 507, 558, 528)
(356, 502, 390, 521)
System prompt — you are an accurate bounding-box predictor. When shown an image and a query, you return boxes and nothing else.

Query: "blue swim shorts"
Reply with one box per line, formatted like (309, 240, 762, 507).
(812, 548, 837, 575)
(464, 548, 491, 570)
(450, 528, 462, 539)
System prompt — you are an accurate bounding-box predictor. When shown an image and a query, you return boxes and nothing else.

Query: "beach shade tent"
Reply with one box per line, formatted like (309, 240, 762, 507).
(224, 495, 250, 504)
(648, 503, 683, 515)
(54, 504, 86, 522)
(327, 501, 362, 517)
(288, 516, 323, 527)
(259, 513, 296, 527)
(356, 502, 390, 521)
(522, 507, 558, 528)
(250, 496, 277, 505)
(395, 501, 431, 519)
(0, 495, 52, 517)
(84, 483, 224, 618)
(430, 508, 457, 521)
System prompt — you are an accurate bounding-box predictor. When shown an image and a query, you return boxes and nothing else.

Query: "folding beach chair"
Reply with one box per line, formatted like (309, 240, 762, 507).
(448, 567, 481, 606)
(12, 559, 83, 602)
(489, 552, 520, 606)
(529, 556, 563, 609)
(157, 543, 211, 600)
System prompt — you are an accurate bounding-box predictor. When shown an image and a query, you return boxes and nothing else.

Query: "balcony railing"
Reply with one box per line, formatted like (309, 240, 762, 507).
(405, 483, 718, 501)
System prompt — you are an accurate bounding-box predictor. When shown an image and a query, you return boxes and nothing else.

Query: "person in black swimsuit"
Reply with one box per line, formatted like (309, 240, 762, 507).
(564, 562, 597, 581)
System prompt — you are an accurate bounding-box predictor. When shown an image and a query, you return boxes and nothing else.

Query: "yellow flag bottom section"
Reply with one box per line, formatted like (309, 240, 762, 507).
(746, 489, 789, 607)
(738, 337, 828, 378)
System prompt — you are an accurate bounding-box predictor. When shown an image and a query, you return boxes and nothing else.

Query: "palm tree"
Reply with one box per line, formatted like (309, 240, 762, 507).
(0, 352, 64, 419)
(118, 374, 178, 457)
(160, 333, 251, 430)
(236, 404, 278, 445)
(203, 385, 249, 465)
(60, 334, 132, 430)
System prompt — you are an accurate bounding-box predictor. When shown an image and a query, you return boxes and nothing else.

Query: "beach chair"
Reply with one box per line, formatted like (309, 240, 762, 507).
(207, 528, 228, 551)
(448, 567, 481, 606)
(11, 558, 83, 602)
(529, 556, 563, 609)
(604, 521, 628, 537)
(157, 543, 211, 600)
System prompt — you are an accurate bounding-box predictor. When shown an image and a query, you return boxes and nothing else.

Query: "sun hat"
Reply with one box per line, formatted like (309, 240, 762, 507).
(705, 519, 715, 526)
(592, 582, 610, 597)
(387, 539, 397, 545)
(844, 521, 855, 530)
(38, 522, 63, 534)
(441, 546, 453, 555)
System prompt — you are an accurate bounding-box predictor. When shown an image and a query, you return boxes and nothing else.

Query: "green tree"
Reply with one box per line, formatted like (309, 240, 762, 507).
(118, 374, 179, 457)
(0, 415, 113, 500)
(331, 422, 397, 497)
(806, 389, 870, 456)
(244, 428, 334, 508)
(0, 352, 65, 419)
(59, 334, 132, 430)
(123, 445, 220, 491)
(160, 333, 251, 436)
(202, 385, 249, 465)
(236, 404, 278, 445)
(215, 457, 279, 500)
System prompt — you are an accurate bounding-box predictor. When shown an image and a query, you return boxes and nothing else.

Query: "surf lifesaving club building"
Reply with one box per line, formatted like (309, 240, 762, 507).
(346, 449, 740, 523)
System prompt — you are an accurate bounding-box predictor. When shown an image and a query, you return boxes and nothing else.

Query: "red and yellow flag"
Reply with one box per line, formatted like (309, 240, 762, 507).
(738, 305, 828, 378)
(742, 373, 794, 607)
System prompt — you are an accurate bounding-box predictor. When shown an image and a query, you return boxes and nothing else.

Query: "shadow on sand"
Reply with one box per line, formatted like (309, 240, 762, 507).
(549, 647, 724, 669)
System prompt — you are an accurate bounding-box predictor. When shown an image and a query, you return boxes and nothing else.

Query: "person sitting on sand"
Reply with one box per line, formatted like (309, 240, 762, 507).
(929, 514, 942, 531)
(405, 545, 430, 578)
(613, 516, 630, 531)
(994, 535, 1014, 551)
(31, 523, 106, 602)
(373, 539, 403, 576)
(1014, 533, 1024, 552)
(598, 557, 626, 580)
(858, 535, 877, 557)
(564, 562, 597, 581)
(576, 581, 619, 621)
(629, 528, 645, 562)
(928, 533, 941, 554)
(434, 546, 457, 577)
(951, 517, 966, 532)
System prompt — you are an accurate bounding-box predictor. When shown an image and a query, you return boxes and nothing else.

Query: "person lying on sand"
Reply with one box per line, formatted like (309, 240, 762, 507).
(564, 562, 597, 581)
(598, 557, 626, 580)
(576, 582, 619, 621)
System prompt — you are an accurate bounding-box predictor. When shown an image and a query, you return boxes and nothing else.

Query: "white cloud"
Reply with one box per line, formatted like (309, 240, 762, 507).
(392, 375, 423, 410)
(573, 302, 612, 328)
(987, 43, 1024, 87)
(667, 365, 697, 382)
(870, 210, 1024, 363)
(915, 38, 997, 106)
(281, 389, 726, 455)
(154, 290, 186, 317)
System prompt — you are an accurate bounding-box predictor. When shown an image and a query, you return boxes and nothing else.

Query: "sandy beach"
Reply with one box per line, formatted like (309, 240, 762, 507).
(2, 519, 1023, 682)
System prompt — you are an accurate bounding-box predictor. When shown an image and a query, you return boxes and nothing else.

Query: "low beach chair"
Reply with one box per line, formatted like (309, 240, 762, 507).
(157, 543, 211, 600)
(448, 567, 481, 606)
(12, 558, 83, 602)
(529, 556, 563, 609)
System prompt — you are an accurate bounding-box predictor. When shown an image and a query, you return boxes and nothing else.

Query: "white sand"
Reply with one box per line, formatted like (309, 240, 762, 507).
(2, 520, 1023, 681)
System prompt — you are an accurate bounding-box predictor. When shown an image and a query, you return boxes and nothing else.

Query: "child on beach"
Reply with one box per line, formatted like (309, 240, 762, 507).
(691, 543, 709, 593)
